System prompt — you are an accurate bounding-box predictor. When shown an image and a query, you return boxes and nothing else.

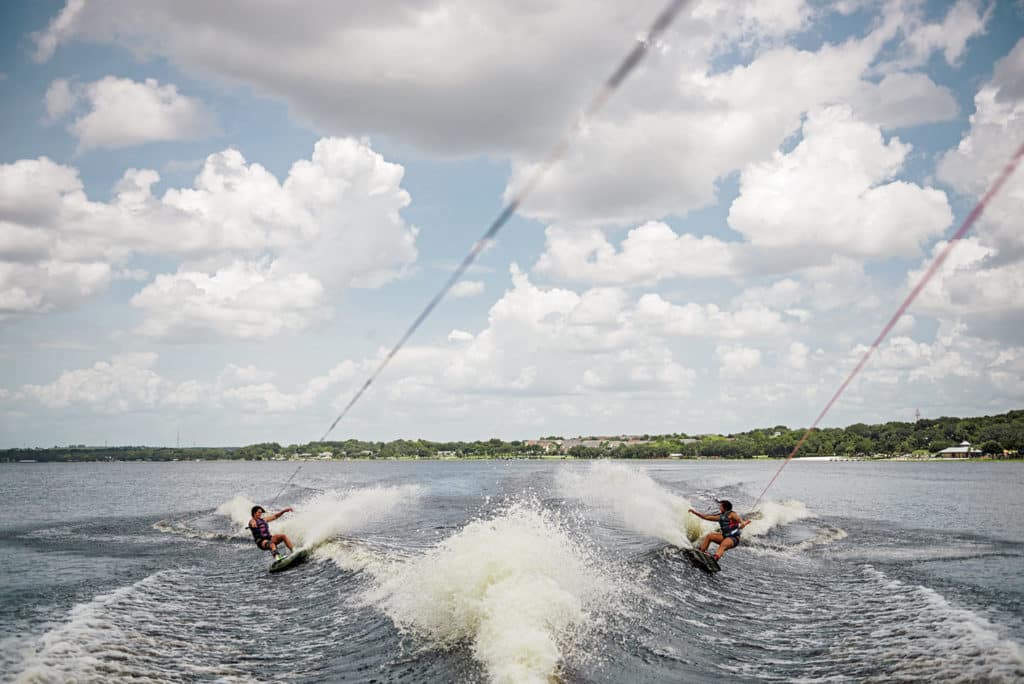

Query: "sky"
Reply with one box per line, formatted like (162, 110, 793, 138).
(1, 0, 1023, 448)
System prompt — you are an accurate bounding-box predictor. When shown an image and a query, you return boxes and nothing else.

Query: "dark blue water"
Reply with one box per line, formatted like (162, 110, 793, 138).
(2, 459, 1022, 683)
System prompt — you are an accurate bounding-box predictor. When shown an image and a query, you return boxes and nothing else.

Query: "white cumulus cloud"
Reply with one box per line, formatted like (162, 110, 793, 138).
(534, 222, 737, 286)
(633, 294, 791, 339)
(907, 237, 1024, 341)
(130, 261, 330, 340)
(43, 76, 217, 149)
(908, 39, 1024, 339)
(43, 78, 76, 123)
(715, 344, 762, 378)
(728, 106, 952, 259)
(893, 0, 991, 69)
(938, 40, 1024, 260)
(13, 355, 360, 416)
(27, 0, 813, 158)
(21, 353, 165, 412)
(0, 138, 418, 336)
(851, 72, 959, 129)
(448, 280, 485, 299)
(27, 0, 986, 233)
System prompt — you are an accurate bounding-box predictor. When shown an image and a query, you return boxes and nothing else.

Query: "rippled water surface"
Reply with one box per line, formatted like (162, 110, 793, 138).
(2, 459, 1022, 683)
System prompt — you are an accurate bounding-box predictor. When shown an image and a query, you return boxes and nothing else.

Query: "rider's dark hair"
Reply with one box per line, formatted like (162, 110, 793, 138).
(251, 505, 265, 516)
(718, 499, 733, 511)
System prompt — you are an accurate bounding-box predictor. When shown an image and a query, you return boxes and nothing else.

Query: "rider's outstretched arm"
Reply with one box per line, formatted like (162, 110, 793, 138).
(265, 507, 294, 522)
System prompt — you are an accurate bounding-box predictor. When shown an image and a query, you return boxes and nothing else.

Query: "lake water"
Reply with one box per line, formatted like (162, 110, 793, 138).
(2, 459, 1022, 683)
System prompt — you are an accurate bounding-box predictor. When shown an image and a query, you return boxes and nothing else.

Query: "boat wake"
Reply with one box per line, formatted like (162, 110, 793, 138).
(22, 465, 1019, 684)
(363, 500, 624, 684)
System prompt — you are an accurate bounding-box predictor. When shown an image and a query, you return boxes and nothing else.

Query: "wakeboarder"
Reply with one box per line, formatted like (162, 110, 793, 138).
(688, 499, 751, 561)
(248, 505, 295, 560)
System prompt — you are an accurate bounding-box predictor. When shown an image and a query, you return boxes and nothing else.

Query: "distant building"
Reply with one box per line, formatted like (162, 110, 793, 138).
(559, 436, 650, 452)
(934, 441, 981, 458)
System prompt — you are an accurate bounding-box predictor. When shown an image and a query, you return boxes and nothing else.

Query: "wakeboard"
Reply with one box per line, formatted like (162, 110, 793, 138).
(269, 548, 310, 573)
(682, 547, 721, 574)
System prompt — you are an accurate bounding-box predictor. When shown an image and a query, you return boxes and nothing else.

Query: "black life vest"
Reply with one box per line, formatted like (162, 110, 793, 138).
(250, 518, 271, 545)
(719, 511, 740, 537)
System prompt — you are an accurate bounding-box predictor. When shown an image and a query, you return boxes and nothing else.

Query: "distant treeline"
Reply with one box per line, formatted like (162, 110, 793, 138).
(2, 410, 1021, 462)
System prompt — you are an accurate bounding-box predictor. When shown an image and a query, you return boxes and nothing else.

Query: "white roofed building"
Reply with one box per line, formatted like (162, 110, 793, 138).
(934, 441, 981, 458)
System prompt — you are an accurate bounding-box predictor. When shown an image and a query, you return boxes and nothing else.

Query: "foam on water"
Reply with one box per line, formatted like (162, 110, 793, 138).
(792, 524, 848, 550)
(11, 571, 252, 683)
(152, 519, 235, 541)
(557, 461, 695, 548)
(831, 541, 998, 564)
(850, 567, 1024, 680)
(318, 537, 394, 574)
(365, 501, 619, 684)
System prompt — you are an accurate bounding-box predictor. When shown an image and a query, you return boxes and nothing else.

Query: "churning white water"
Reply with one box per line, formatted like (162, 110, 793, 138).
(365, 501, 619, 684)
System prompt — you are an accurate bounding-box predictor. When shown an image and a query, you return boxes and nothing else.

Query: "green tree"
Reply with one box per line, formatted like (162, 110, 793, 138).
(980, 440, 1002, 456)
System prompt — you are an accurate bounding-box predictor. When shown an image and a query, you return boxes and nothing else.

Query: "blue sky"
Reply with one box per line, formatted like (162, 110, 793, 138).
(1, 0, 1023, 447)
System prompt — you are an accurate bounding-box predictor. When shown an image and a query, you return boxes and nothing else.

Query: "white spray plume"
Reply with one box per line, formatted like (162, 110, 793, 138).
(366, 502, 615, 684)
(215, 485, 421, 548)
(557, 461, 696, 547)
(557, 461, 813, 546)
(745, 500, 812, 537)
(215, 494, 256, 527)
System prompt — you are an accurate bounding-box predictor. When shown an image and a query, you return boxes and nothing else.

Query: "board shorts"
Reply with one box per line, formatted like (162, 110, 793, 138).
(256, 538, 273, 550)
(725, 533, 740, 547)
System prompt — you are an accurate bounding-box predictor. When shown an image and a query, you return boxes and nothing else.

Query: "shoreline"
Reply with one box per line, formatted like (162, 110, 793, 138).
(3, 456, 1021, 464)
